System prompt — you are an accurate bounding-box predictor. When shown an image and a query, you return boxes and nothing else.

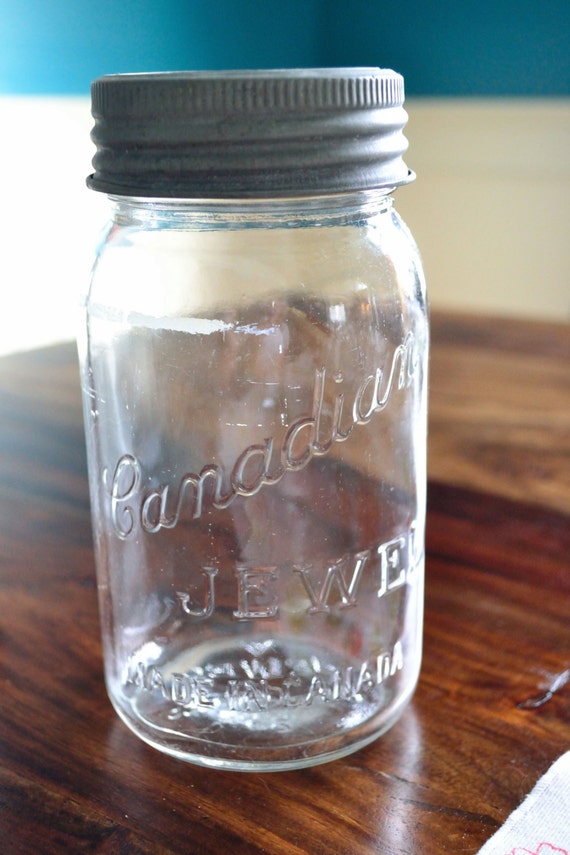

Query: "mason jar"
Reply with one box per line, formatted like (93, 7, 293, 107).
(79, 68, 428, 771)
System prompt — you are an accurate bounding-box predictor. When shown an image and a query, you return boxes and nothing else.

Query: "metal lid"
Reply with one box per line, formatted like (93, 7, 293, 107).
(87, 68, 413, 198)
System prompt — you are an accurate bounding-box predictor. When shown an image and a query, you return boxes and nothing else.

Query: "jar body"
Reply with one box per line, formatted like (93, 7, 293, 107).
(79, 192, 428, 770)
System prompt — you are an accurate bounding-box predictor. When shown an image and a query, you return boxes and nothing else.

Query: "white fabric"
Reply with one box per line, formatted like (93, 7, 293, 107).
(477, 751, 570, 854)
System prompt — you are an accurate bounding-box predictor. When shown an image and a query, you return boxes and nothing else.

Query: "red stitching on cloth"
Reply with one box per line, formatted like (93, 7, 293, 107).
(507, 844, 568, 855)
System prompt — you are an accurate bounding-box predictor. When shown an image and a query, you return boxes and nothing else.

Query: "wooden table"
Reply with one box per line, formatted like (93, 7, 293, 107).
(0, 311, 568, 854)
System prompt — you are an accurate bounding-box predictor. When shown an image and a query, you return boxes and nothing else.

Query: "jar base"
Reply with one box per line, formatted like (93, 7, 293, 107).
(108, 634, 418, 771)
(113, 698, 413, 771)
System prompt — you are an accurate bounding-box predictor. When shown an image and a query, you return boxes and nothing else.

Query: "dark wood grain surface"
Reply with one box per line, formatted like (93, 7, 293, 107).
(0, 311, 568, 854)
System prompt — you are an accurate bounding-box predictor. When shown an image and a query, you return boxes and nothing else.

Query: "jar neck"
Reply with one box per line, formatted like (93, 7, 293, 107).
(107, 189, 395, 229)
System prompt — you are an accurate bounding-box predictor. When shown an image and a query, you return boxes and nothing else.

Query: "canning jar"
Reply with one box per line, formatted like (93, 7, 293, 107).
(80, 68, 428, 771)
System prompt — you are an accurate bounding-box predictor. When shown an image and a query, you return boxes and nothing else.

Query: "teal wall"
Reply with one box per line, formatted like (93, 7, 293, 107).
(1, 0, 568, 96)
(328, 0, 570, 96)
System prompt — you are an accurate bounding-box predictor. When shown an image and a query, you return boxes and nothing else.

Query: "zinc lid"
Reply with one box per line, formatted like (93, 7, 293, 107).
(87, 68, 413, 198)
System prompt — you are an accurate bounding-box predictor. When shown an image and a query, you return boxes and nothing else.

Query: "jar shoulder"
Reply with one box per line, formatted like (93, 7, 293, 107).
(88, 204, 424, 317)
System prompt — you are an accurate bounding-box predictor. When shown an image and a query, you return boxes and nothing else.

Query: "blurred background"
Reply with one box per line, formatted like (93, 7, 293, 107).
(0, 0, 568, 354)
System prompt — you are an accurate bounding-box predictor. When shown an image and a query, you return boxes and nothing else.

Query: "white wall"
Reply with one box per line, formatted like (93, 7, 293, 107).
(0, 96, 568, 356)
(398, 98, 570, 322)
(0, 97, 106, 356)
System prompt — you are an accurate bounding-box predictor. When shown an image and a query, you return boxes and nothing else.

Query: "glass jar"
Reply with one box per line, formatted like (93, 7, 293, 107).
(80, 69, 428, 771)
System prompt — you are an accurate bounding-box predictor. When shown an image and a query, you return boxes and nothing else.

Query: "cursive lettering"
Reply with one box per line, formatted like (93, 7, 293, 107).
(105, 333, 417, 538)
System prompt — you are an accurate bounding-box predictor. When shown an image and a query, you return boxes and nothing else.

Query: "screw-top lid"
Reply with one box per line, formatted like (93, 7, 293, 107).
(87, 68, 413, 198)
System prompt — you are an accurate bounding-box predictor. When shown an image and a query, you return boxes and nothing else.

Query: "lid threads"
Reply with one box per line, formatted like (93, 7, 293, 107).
(87, 68, 412, 198)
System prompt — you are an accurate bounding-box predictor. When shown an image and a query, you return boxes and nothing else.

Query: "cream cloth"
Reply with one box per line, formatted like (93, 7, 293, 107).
(477, 751, 570, 854)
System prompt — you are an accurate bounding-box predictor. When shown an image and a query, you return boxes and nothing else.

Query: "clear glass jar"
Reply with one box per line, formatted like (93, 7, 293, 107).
(80, 70, 428, 771)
